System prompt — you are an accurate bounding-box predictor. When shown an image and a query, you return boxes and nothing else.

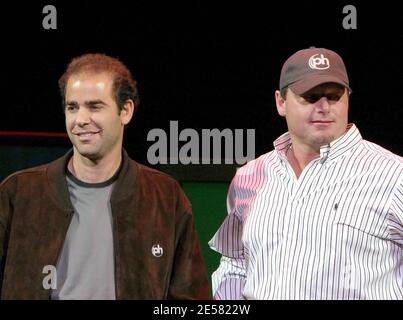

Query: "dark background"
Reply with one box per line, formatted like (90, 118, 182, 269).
(0, 1, 402, 163)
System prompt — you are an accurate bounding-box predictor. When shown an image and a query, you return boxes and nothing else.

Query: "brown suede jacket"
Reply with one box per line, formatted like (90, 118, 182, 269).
(0, 150, 209, 299)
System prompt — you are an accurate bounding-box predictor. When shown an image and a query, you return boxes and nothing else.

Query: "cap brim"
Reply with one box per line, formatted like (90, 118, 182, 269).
(289, 74, 351, 95)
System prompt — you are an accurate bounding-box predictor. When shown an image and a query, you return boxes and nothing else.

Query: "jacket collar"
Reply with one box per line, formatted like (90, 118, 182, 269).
(46, 149, 138, 212)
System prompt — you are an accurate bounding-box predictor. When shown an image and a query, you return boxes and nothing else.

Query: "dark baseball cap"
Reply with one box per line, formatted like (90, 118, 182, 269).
(279, 47, 351, 95)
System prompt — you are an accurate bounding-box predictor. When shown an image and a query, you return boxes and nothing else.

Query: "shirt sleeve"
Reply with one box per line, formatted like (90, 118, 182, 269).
(209, 176, 247, 300)
(388, 178, 403, 244)
(211, 255, 246, 300)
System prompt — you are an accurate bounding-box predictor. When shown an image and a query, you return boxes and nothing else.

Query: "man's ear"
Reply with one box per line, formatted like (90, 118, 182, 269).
(275, 90, 286, 117)
(120, 99, 135, 125)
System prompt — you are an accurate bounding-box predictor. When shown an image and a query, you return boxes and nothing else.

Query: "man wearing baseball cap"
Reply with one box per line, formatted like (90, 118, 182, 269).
(209, 47, 403, 300)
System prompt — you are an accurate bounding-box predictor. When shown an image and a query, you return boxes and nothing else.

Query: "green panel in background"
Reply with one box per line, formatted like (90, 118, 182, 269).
(182, 182, 229, 297)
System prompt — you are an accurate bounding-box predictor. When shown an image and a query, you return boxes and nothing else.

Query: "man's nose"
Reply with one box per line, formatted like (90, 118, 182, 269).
(316, 97, 331, 112)
(75, 107, 91, 126)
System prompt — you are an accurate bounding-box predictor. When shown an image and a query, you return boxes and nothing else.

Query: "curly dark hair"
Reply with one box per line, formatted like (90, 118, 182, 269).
(59, 53, 140, 113)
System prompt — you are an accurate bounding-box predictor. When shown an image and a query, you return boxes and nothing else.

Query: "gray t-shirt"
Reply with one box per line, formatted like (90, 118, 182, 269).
(51, 170, 117, 300)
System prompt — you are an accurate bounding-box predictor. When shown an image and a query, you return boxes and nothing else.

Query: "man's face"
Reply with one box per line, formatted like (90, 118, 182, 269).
(65, 72, 132, 160)
(275, 83, 349, 150)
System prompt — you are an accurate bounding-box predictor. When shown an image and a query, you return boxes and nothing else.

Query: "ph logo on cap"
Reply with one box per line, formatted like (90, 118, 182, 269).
(151, 244, 163, 257)
(279, 47, 351, 95)
(308, 54, 330, 70)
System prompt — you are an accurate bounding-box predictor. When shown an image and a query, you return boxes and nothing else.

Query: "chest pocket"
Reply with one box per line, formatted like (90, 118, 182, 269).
(333, 188, 389, 241)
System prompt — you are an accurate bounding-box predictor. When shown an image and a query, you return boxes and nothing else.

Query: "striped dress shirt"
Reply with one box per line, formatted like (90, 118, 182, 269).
(209, 124, 403, 300)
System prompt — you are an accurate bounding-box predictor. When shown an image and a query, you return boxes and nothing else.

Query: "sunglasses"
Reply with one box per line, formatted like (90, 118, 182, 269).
(299, 84, 348, 103)
(300, 91, 345, 104)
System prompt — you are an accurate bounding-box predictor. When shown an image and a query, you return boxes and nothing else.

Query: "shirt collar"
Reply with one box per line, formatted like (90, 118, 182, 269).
(273, 123, 362, 163)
